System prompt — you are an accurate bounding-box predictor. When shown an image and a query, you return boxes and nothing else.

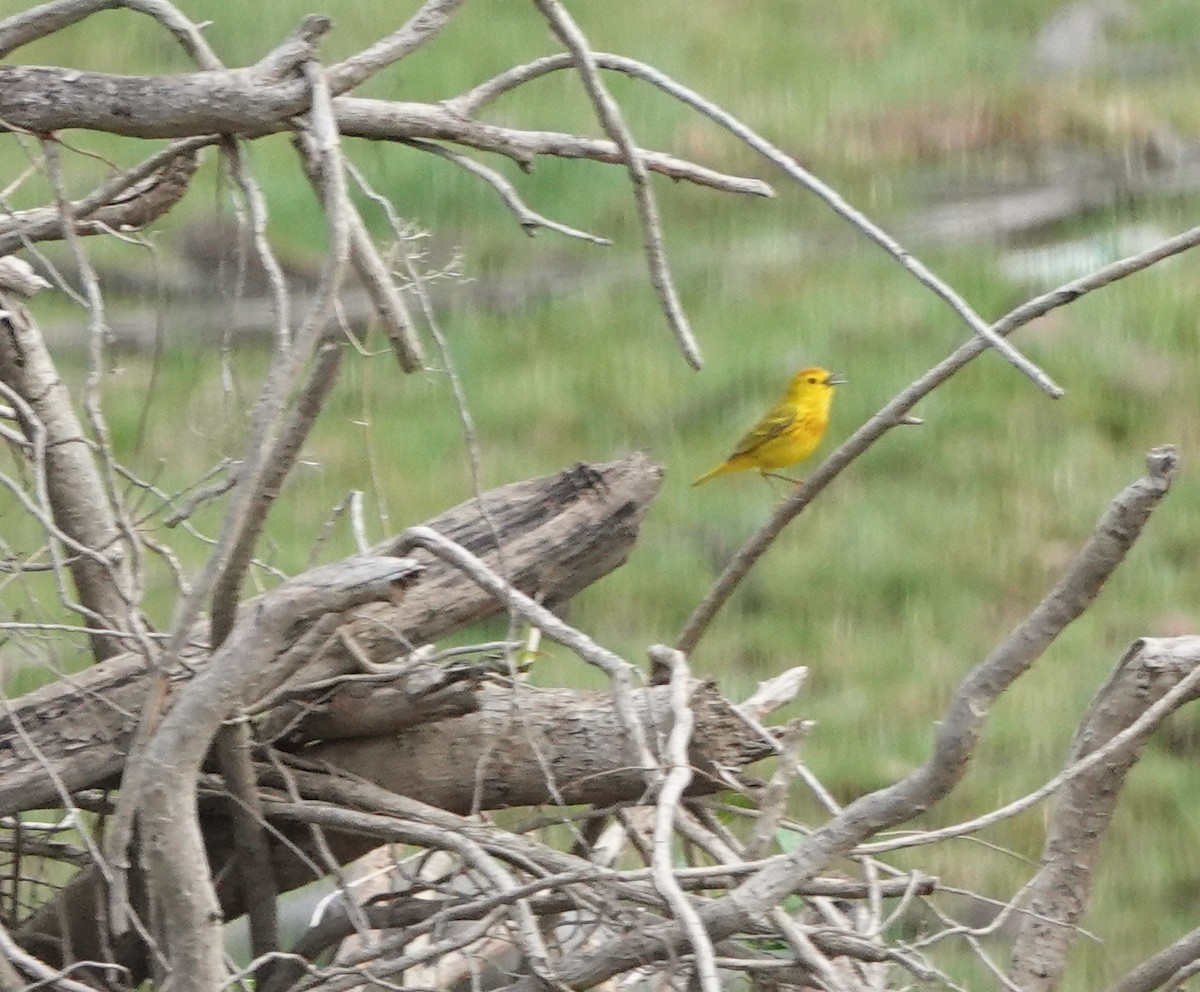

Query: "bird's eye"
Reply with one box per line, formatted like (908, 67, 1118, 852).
(807, 376, 817, 384)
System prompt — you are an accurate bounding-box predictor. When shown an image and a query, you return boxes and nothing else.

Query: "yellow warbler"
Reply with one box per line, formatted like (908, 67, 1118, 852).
(692, 367, 846, 486)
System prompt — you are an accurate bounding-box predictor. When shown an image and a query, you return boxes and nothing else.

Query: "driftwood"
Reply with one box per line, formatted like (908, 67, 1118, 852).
(0, 453, 662, 817)
(312, 680, 771, 814)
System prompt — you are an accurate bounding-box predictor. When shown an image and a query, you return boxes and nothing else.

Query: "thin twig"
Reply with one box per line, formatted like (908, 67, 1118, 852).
(453, 51, 1057, 394)
(401, 137, 611, 245)
(678, 218, 1200, 654)
(646, 646, 719, 992)
(394, 525, 657, 777)
(530, 0, 701, 369)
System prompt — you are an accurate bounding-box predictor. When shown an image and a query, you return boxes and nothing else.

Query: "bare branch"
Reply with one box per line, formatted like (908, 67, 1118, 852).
(1010, 634, 1200, 992)
(296, 138, 424, 370)
(1107, 927, 1200, 992)
(402, 137, 612, 245)
(325, 0, 465, 94)
(531, 0, 701, 369)
(531, 448, 1178, 991)
(0, 141, 202, 257)
(213, 719, 279, 987)
(678, 215, 1200, 654)
(646, 646, 718, 992)
(0, 296, 138, 660)
(0, 0, 118, 59)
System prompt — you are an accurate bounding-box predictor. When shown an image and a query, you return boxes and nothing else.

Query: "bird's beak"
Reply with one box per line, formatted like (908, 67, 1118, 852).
(825, 372, 847, 385)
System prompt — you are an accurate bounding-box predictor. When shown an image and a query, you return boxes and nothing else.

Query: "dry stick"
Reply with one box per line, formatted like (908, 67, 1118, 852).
(1009, 636, 1200, 992)
(343, 106, 773, 196)
(40, 140, 151, 661)
(296, 133, 423, 370)
(676, 221, 1200, 655)
(214, 720, 279, 989)
(0, 137, 208, 255)
(104, 61, 352, 935)
(119, 0, 223, 65)
(210, 342, 344, 644)
(0, 374, 115, 620)
(1107, 928, 1200, 992)
(857, 641, 1200, 858)
(0, 303, 138, 660)
(326, 0, 465, 94)
(394, 525, 657, 777)
(647, 646, 719, 992)
(521, 448, 1177, 992)
(530, 0, 702, 370)
(400, 137, 612, 245)
(452, 51, 1057, 397)
(744, 720, 807, 861)
(0, 0, 118, 57)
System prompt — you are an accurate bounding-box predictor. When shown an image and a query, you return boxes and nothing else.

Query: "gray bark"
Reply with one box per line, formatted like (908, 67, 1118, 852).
(0, 453, 662, 816)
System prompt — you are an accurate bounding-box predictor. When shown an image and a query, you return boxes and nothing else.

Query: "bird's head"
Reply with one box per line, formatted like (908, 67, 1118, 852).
(790, 367, 847, 393)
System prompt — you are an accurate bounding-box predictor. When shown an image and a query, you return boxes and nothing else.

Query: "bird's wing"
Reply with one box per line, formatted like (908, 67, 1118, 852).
(729, 402, 796, 457)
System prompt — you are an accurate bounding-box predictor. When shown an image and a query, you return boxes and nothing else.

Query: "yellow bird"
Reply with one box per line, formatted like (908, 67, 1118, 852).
(692, 367, 846, 486)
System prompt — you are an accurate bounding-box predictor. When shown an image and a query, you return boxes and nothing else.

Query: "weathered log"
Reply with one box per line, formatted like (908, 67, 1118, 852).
(17, 677, 779, 985)
(0, 453, 662, 816)
(311, 680, 767, 813)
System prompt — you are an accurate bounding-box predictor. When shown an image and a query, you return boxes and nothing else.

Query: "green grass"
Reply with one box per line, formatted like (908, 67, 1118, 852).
(6, 0, 1200, 987)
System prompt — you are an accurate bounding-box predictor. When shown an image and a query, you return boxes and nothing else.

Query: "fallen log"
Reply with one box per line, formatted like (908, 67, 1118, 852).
(0, 453, 662, 816)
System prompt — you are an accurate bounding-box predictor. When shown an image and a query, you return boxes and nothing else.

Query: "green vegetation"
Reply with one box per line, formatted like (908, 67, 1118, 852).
(7, 0, 1200, 986)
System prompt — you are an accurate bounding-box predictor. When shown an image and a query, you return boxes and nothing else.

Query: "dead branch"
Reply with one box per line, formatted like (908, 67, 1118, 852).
(1106, 926, 1200, 992)
(309, 678, 770, 814)
(0, 294, 138, 660)
(531, 0, 700, 369)
(678, 212, 1200, 653)
(0, 145, 200, 256)
(1010, 635, 1200, 991)
(0, 453, 662, 817)
(528, 448, 1178, 991)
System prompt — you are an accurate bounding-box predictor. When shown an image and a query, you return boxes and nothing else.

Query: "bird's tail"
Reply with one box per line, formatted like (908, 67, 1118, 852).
(692, 461, 736, 487)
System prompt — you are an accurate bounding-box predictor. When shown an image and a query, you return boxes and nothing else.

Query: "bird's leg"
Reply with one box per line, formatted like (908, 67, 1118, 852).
(762, 471, 803, 485)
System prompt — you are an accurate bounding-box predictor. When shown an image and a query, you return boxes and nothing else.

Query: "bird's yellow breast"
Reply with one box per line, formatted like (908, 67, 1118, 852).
(738, 411, 826, 470)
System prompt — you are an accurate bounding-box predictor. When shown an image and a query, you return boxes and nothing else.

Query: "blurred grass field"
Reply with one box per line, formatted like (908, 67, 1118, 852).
(6, 0, 1200, 986)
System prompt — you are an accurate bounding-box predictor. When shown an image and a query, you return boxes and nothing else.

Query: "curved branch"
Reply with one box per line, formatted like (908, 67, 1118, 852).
(450, 51, 1058, 395)
(677, 220, 1200, 654)
(526, 448, 1178, 991)
(0, 142, 202, 256)
(0, 0, 118, 58)
(1009, 635, 1200, 992)
(401, 137, 612, 244)
(531, 0, 700, 370)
